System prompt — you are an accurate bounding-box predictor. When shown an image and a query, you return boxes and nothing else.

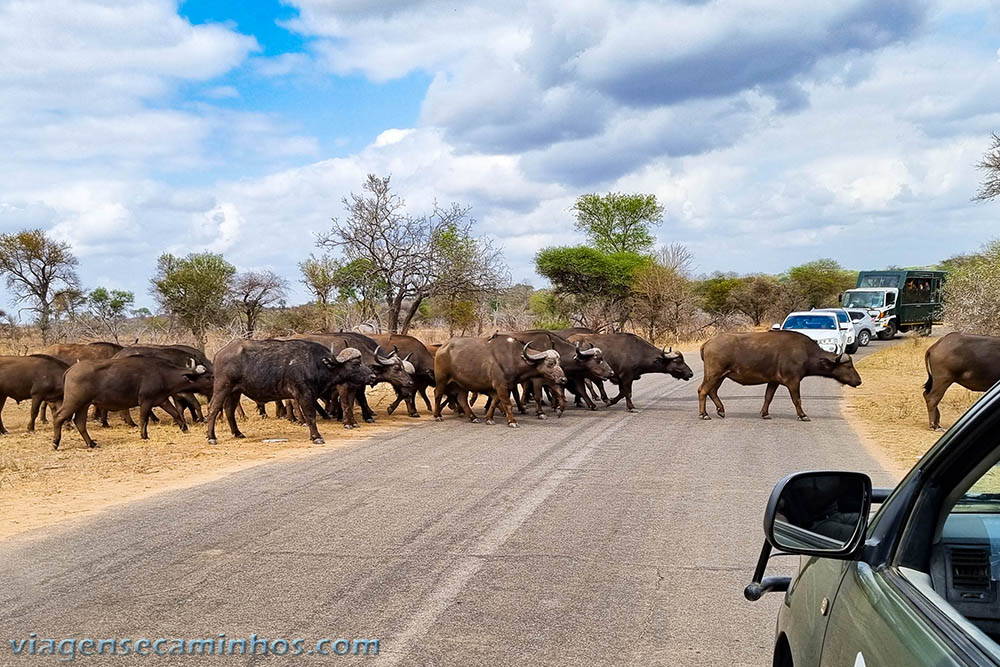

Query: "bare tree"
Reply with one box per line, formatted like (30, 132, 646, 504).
(0, 229, 80, 343)
(975, 133, 1000, 201)
(630, 263, 696, 340)
(232, 270, 288, 338)
(318, 174, 508, 334)
(657, 243, 695, 276)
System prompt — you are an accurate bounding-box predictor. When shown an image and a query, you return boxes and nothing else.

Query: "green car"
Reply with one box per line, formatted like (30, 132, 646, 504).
(748, 381, 1000, 666)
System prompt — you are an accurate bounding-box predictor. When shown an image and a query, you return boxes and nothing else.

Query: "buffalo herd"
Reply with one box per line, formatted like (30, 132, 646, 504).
(0, 326, 993, 449)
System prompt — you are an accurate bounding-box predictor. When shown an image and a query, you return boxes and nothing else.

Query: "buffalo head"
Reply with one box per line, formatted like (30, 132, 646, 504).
(522, 343, 567, 386)
(658, 347, 694, 381)
(574, 342, 614, 380)
(372, 345, 415, 389)
(324, 346, 377, 386)
(820, 353, 862, 387)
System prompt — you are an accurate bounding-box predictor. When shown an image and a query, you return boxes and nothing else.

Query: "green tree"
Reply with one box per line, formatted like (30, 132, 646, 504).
(785, 259, 857, 308)
(299, 254, 339, 306)
(727, 274, 784, 326)
(0, 229, 80, 343)
(535, 246, 650, 329)
(696, 273, 743, 318)
(571, 192, 664, 253)
(87, 287, 135, 343)
(151, 252, 235, 350)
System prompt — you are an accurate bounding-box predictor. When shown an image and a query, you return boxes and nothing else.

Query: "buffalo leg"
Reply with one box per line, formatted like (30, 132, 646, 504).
(608, 378, 638, 411)
(387, 387, 404, 415)
(27, 395, 44, 432)
(235, 402, 247, 420)
(121, 409, 137, 427)
(924, 379, 950, 431)
(256, 401, 268, 418)
(158, 399, 187, 432)
(404, 391, 419, 418)
(356, 388, 375, 423)
(137, 401, 157, 439)
(531, 378, 547, 419)
(706, 378, 726, 418)
(224, 394, 244, 438)
(458, 391, 480, 423)
(0, 395, 7, 435)
(73, 407, 98, 448)
(432, 382, 447, 421)
(573, 378, 597, 410)
(512, 383, 526, 415)
(419, 386, 433, 411)
(40, 401, 49, 425)
(698, 377, 716, 420)
(786, 380, 809, 421)
(338, 385, 359, 428)
(293, 390, 324, 444)
(760, 382, 779, 419)
(205, 383, 233, 444)
(492, 382, 518, 428)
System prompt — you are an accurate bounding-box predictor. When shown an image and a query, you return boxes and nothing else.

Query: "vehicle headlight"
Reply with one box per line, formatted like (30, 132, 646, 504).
(819, 338, 838, 346)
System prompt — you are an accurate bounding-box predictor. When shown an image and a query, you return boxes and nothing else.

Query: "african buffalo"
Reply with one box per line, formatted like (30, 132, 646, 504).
(568, 332, 693, 411)
(923, 332, 1000, 430)
(0, 354, 69, 434)
(206, 339, 374, 444)
(493, 330, 614, 417)
(698, 330, 862, 421)
(53, 355, 213, 449)
(433, 335, 566, 427)
(293, 332, 414, 428)
(114, 344, 214, 423)
(369, 333, 435, 417)
(43, 341, 123, 364)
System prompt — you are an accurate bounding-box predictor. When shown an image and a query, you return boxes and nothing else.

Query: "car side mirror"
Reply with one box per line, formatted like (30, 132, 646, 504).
(771, 324, 781, 330)
(764, 470, 872, 558)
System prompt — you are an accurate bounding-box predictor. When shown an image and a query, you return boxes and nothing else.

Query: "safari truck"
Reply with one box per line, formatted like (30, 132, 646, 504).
(840, 269, 946, 339)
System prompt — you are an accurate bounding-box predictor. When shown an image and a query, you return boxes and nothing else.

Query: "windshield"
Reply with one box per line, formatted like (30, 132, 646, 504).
(843, 291, 885, 309)
(783, 315, 837, 330)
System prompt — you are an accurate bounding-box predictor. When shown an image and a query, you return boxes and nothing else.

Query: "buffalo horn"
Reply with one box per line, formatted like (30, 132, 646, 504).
(576, 342, 599, 357)
(522, 343, 548, 362)
(374, 345, 395, 366)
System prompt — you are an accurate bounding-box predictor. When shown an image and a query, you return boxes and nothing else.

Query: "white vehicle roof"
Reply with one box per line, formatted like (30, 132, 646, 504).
(785, 311, 837, 319)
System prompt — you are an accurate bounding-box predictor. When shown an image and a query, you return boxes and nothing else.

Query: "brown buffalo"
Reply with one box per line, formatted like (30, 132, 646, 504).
(699, 331, 862, 421)
(114, 344, 214, 423)
(923, 332, 1000, 430)
(568, 332, 693, 411)
(40, 341, 123, 424)
(0, 354, 69, 434)
(433, 335, 566, 427)
(206, 339, 374, 445)
(492, 330, 614, 417)
(53, 355, 213, 449)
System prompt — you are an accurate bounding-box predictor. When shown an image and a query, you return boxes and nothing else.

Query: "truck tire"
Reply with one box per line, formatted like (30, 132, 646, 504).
(858, 330, 872, 347)
(877, 320, 897, 340)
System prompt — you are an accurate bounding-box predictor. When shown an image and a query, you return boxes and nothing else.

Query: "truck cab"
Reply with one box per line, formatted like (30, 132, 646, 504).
(841, 270, 945, 339)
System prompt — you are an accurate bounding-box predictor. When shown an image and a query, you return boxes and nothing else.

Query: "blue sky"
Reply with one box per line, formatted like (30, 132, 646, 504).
(0, 0, 999, 310)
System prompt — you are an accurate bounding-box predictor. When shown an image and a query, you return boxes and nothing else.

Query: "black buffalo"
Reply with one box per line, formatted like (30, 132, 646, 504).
(206, 339, 374, 444)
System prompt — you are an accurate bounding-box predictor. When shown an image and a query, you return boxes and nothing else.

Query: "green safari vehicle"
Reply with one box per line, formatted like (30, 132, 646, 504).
(747, 381, 1000, 666)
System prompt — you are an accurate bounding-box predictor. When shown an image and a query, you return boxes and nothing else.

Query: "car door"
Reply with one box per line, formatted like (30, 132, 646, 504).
(819, 562, 967, 666)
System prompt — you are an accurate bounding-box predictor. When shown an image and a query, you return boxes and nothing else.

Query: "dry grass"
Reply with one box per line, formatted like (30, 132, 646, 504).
(0, 386, 417, 539)
(844, 336, 981, 475)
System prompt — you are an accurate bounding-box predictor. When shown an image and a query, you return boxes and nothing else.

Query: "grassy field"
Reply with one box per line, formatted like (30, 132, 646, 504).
(844, 335, 981, 476)
(0, 386, 418, 539)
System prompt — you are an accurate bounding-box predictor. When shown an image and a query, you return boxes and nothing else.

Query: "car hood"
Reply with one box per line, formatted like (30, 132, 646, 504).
(782, 329, 840, 340)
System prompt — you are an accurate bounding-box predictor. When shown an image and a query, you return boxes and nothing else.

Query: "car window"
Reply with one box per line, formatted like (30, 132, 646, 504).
(836, 312, 849, 323)
(783, 315, 836, 330)
(849, 311, 864, 321)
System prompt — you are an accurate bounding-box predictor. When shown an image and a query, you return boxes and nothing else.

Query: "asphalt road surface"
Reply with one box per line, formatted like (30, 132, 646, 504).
(0, 344, 899, 666)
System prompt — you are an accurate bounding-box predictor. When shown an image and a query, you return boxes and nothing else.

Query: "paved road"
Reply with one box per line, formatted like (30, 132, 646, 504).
(0, 346, 897, 666)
